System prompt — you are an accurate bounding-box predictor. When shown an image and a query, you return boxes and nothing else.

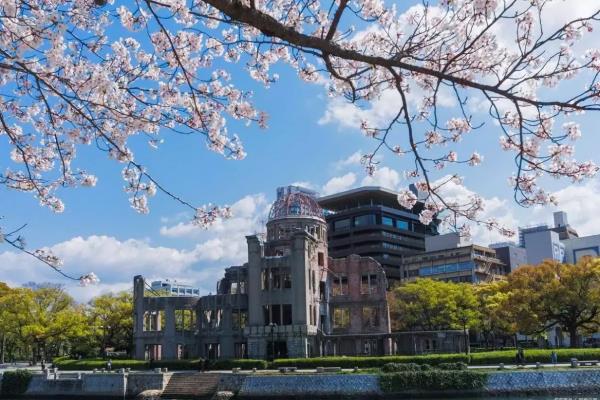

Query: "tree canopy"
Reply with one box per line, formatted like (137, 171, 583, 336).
(387, 257, 600, 348)
(0, 283, 133, 362)
(506, 257, 600, 347)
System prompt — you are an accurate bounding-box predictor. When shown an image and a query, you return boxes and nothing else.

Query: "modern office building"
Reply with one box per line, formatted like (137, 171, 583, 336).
(318, 186, 439, 283)
(400, 233, 506, 283)
(519, 225, 565, 265)
(133, 186, 395, 360)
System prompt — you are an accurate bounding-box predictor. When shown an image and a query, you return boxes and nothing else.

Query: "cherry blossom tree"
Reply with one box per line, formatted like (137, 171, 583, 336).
(1, 0, 600, 279)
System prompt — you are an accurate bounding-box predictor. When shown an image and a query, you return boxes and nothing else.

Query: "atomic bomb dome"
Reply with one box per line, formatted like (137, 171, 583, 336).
(268, 186, 324, 222)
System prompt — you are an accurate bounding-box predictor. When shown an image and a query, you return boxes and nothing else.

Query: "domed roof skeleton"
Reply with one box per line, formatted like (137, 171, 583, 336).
(268, 186, 324, 222)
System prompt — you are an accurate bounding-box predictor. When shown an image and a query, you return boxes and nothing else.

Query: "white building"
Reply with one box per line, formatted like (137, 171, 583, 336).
(150, 280, 201, 297)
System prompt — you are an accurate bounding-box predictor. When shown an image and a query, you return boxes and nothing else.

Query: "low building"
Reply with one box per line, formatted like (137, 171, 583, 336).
(489, 242, 528, 273)
(400, 233, 506, 283)
(562, 234, 600, 264)
(150, 280, 201, 297)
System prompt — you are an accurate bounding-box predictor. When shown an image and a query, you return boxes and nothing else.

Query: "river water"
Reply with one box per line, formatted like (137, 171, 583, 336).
(5, 396, 600, 399)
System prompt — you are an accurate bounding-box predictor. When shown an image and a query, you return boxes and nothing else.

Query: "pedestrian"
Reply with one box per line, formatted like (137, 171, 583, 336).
(41, 360, 45, 371)
(107, 359, 112, 371)
(551, 350, 558, 365)
(518, 348, 525, 365)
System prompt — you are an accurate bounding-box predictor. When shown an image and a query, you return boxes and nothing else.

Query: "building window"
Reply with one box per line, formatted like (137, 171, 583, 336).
(264, 304, 292, 326)
(272, 268, 281, 289)
(333, 307, 350, 329)
(203, 309, 222, 329)
(396, 220, 409, 230)
(318, 252, 324, 266)
(382, 216, 394, 226)
(272, 304, 281, 325)
(175, 309, 196, 331)
(362, 307, 379, 328)
(143, 311, 165, 332)
(282, 304, 292, 325)
(419, 261, 474, 277)
(332, 274, 348, 296)
(283, 271, 292, 289)
(355, 214, 375, 226)
(232, 311, 247, 330)
(234, 343, 247, 359)
(361, 274, 378, 294)
(262, 270, 269, 290)
(333, 219, 351, 230)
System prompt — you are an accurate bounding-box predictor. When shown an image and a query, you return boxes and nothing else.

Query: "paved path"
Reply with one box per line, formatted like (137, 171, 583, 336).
(0, 362, 583, 374)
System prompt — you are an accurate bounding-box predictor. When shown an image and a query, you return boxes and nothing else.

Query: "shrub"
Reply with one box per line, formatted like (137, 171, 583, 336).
(150, 359, 203, 370)
(436, 362, 468, 370)
(272, 354, 469, 369)
(381, 363, 422, 373)
(1, 370, 33, 395)
(379, 370, 488, 392)
(208, 359, 268, 370)
(469, 348, 600, 365)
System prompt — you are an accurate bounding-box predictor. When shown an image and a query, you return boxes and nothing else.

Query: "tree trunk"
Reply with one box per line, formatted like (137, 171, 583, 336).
(0, 333, 5, 364)
(463, 325, 469, 355)
(568, 326, 579, 348)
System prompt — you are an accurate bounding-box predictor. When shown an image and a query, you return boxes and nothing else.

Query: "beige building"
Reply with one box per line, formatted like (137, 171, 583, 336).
(400, 233, 506, 283)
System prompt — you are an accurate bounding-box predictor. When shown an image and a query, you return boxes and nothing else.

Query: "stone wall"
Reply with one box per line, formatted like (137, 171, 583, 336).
(486, 370, 600, 394)
(237, 375, 381, 398)
(23, 371, 167, 398)
(126, 372, 171, 397)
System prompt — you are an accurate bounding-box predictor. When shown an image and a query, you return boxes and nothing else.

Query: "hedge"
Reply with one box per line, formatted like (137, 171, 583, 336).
(150, 359, 203, 370)
(379, 370, 488, 392)
(470, 348, 600, 365)
(207, 359, 268, 370)
(1, 370, 33, 396)
(54, 358, 149, 370)
(272, 353, 469, 369)
(436, 362, 468, 370)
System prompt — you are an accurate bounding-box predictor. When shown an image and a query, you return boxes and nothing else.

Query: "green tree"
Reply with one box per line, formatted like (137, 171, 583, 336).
(0, 282, 14, 363)
(474, 280, 515, 349)
(448, 283, 480, 354)
(389, 279, 481, 353)
(88, 292, 133, 356)
(507, 257, 600, 348)
(0, 285, 88, 362)
(389, 279, 454, 331)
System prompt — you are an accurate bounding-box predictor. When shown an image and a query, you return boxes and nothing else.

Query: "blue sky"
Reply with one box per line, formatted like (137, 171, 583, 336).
(2, 0, 600, 301)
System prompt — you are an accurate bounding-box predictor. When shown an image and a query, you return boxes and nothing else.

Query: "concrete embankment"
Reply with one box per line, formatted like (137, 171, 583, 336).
(21, 371, 169, 398)
(5, 368, 600, 398)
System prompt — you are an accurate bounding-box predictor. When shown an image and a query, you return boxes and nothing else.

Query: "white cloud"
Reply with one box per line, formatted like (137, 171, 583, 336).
(321, 172, 357, 195)
(159, 193, 269, 265)
(318, 87, 455, 130)
(0, 235, 225, 303)
(434, 176, 519, 246)
(361, 167, 401, 190)
(532, 179, 600, 237)
(289, 181, 318, 191)
(334, 151, 364, 170)
(0, 193, 272, 303)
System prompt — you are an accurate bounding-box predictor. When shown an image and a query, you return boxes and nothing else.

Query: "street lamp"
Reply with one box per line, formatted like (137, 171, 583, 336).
(268, 322, 277, 361)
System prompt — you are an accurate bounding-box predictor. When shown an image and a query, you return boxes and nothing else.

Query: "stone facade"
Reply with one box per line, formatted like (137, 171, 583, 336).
(132, 186, 392, 360)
